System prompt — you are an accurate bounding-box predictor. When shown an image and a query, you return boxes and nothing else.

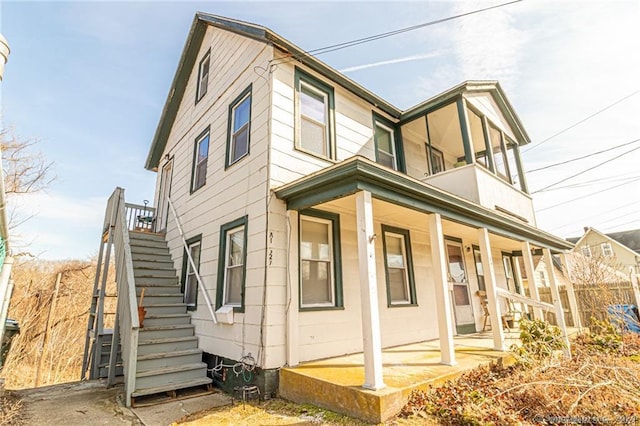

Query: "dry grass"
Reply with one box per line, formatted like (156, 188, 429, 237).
(0, 391, 23, 425)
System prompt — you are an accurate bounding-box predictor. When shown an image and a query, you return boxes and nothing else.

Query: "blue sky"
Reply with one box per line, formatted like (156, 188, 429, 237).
(1, 1, 639, 260)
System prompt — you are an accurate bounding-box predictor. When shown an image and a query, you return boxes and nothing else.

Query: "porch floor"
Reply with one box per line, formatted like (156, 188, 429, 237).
(280, 329, 580, 423)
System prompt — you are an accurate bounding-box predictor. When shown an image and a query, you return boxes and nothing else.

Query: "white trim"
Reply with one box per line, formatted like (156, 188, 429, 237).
(383, 230, 410, 304)
(374, 121, 397, 171)
(222, 225, 245, 307)
(299, 215, 335, 308)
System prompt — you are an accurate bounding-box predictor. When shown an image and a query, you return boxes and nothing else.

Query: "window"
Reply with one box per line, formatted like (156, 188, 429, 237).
(299, 210, 343, 309)
(502, 253, 520, 293)
(181, 235, 202, 310)
(473, 247, 486, 292)
(428, 146, 445, 175)
(295, 68, 334, 159)
(374, 119, 399, 170)
(226, 85, 252, 167)
(191, 128, 209, 193)
(216, 217, 248, 312)
(196, 50, 210, 102)
(601, 242, 613, 257)
(581, 246, 592, 258)
(538, 270, 547, 287)
(382, 225, 416, 306)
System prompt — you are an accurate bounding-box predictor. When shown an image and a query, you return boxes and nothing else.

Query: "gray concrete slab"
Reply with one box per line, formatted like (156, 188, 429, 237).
(132, 392, 232, 425)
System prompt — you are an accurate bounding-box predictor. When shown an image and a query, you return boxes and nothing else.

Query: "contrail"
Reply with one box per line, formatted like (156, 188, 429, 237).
(340, 51, 442, 73)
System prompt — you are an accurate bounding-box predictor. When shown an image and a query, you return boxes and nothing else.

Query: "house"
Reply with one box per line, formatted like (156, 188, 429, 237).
(85, 13, 577, 418)
(568, 227, 640, 276)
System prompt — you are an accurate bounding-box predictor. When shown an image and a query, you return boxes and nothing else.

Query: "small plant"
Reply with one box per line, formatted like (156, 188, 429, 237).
(582, 317, 622, 353)
(510, 319, 566, 367)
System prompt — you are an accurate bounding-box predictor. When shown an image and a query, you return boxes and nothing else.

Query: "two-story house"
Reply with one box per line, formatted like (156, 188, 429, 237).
(85, 13, 576, 417)
(568, 227, 640, 276)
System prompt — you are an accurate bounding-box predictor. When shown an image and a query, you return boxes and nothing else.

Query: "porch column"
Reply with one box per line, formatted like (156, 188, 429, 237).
(477, 228, 505, 350)
(543, 248, 571, 357)
(456, 97, 475, 165)
(559, 253, 582, 329)
(521, 241, 543, 320)
(355, 191, 385, 390)
(512, 144, 529, 194)
(428, 213, 456, 365)
(481, 116, 496, 173)
(286, 210, 300, 367)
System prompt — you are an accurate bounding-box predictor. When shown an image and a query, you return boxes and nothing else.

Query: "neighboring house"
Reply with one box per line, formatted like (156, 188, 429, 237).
(567, 227, 640, 275)
(87, 13, 575, 412)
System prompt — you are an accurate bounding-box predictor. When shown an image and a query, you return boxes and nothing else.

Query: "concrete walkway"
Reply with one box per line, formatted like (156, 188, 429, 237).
(13, 380, 231, 425)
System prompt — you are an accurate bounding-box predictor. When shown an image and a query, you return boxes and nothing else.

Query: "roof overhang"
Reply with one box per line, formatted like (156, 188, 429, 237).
(275, 156, 573, 252)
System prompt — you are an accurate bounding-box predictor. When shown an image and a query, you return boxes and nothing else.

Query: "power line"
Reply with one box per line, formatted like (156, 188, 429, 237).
(601, 218, 640, 233)
(527, 137, 640, 173)
(547, 201, 640, 233)
(537, 176, 640, 212)
(540, 174, 640, 193)
(522, 90, 640, 154)
(531, 144, 640, 194)
(269, 0, 523, 67)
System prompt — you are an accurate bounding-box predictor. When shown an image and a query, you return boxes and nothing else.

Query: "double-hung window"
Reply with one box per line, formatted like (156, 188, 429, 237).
(191, 128, 209, 193)
(196, 50, 210, 102)
(216, 217, 248, 312)
(226, 85, 252, 167)
(299, 210, 342, 309)
(295, 68, 334, 159)
(382, 225, 416, 306)
(581, 246, 592, 258)
(374, 121, 397, 170)
(601, 242, 613, 257)
(181, 235, 202, 310)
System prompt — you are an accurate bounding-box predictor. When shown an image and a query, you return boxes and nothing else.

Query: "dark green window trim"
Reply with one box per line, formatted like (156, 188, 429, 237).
(444, 235, 463, 244)
(181, 234, 202, 311)
(381, 224, 417, 307)
(190, 126, 210, 194)
(471, 245, 486, 292)
(294, 67, 336, 161)
(372, 112, 406, 173)
(195, 49, 211, 104)
(215, 216, 248, 313)
(225, 84, 252, 169)
(298, 208, 343, 311)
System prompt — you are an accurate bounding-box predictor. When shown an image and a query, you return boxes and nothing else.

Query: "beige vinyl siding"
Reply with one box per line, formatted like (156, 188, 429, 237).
(574, 230, 640, 274)
(152, 26, 273, 363)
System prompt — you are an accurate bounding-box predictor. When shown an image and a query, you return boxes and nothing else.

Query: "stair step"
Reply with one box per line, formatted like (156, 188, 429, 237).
(142, 314, 191, 327)
(131, 252, 173, 263)
(136, 285, 182, 296)
(132, 259, 174, 270)
(135, 362, 209, 390)
(131, 377, 212, 398)
(137, 348, 203, 370)
(138, 294, 184, 305)
(129, 231, 166, 242)
(130, 245, 169, 255)
(139, 324, 194, 340)
(143, 303, 187, 316)
(136, 276, 179, 286)
(130, 239, 168, 250)
(134, 268, 177, 278)
(137, 336, 199, 356)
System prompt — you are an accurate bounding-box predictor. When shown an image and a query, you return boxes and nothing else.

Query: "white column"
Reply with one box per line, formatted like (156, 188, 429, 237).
(543, 248, 571, 358)
(478, 228, 505, 350)
(355, 191, 385, 390)
(428, 213, 456, 365)
(521, 241, 543, 320)
(559, 253, 582, 329)
(286, 210, 300, 367)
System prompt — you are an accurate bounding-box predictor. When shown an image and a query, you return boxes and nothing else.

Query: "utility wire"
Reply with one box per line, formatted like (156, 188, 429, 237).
(269, 0, 523, 67)
(537, 176, 640, 212)
(527, 137, 640, 173)
(531, 144, 640, 194)
(547, 201, 639, 232)
(601, 218, 640, 233)
(539, 174, 640, 193)
(523, 90, 640, 154)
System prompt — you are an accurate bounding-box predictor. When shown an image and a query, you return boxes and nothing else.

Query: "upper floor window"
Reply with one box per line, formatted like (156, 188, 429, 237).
(601, 242, 613, 257)
(382, 225, 416, 306)
(581, 246, 592, 258)
(373, 114, 405, 172)
(226, 85, 252, 168)
(295, 68, 334, 160)
(216, 216, 248, 312)
(196, 50, 210, 102)
(299, 210, 343, 310)
(191, 128, 209, 193)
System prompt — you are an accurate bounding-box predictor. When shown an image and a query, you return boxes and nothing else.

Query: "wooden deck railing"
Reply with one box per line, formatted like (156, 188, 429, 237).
(104, 187, 139, 407)
(124, 201, 156, 232)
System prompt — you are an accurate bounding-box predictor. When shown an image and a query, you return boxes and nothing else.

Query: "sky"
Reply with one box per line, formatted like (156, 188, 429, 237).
(0, 0, 639, 260)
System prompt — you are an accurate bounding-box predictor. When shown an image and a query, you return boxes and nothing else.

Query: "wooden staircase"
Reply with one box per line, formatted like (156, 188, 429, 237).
(129, 231, 212, 401)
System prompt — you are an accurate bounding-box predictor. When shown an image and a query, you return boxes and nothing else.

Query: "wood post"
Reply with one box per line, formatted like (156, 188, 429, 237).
(560, 253, 581, 328)
(521, 241, 543, 320)
(543, 248, 571, 358)
(286, 210, 299, 367)
(478, 228, 505, 350)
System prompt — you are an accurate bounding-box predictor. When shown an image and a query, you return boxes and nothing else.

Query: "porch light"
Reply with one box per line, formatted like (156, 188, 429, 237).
(0, 33, 9, 81)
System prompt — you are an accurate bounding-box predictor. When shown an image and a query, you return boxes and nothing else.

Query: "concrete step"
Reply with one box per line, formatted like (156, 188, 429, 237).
(138, 294, 184, 306)
(136, 285, 182, 296)
(132, 259, 174, 270)
(137, 336, 199, 356)
(135, 362, 209, 391)
(142, 314, 191, 327)
(136, 348, 203, 371)
(143, 303, 187, 316)
(134, 268, 177, 278)
(139, 324, 194, 340)
(131, 376, 212, 399)
(135, 276, 179, 286)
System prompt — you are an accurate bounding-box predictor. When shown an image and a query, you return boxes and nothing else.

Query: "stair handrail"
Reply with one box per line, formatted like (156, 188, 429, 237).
(109, 187, 139, 406)
(167, 196, 218, 324)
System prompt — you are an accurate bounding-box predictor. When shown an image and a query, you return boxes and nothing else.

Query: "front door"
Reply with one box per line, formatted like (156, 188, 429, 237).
(446, 241, 475, 334)
(156, 159, 173, 233)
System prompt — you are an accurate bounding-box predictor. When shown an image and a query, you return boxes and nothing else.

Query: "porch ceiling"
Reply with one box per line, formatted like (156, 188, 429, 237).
(274, 156, 573, 252)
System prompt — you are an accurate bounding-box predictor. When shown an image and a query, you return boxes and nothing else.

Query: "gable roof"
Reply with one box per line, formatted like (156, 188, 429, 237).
(568, 227, 640, 258)
(146, 13, 531, 171)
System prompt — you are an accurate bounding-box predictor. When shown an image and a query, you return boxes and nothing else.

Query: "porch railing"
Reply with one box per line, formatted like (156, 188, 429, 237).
(105, 187, 139, 406)
(124, 201, 156, 232)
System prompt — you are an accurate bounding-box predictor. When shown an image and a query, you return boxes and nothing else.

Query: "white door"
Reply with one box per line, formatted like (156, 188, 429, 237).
(446, 241, 475, 333)
(156, 159, 173, 232)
